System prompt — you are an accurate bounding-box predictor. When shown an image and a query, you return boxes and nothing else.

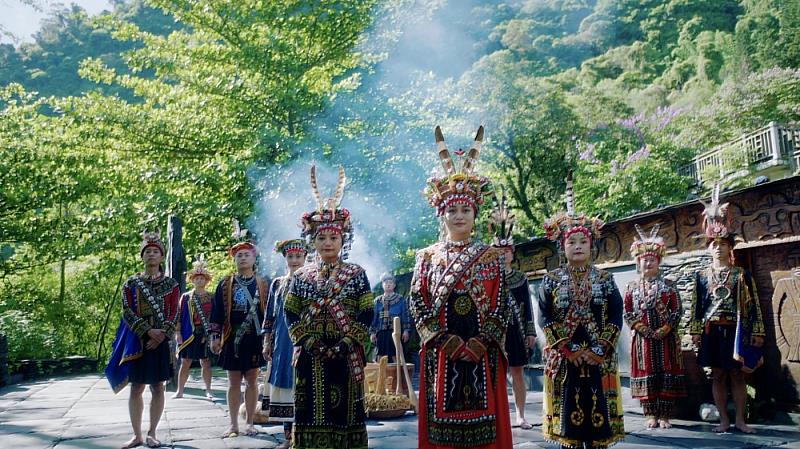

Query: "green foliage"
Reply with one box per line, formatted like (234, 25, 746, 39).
(2, 0, 800, 362)
(0, 0, 377, 361)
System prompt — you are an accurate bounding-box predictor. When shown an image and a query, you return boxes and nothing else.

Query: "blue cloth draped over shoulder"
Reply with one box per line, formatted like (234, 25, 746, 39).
(178, 296, 196, 352)
(105, 288, 143, 394)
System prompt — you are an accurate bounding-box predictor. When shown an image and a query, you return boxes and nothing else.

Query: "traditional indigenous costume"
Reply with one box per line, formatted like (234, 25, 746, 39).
(623, 225, 686, 419)
(489, 191, 535, 368)
(264, 239, 307, 424)
(689, 185, 765, 373)
(177, 256, 213, 361)
(370, 273, 411, 360)
(410, 126, 513, 449)
(105, 231, 180, 393)
(539, 178, 624, 449)
(284, 166, 374, 449)
(209, 222, 268, 373)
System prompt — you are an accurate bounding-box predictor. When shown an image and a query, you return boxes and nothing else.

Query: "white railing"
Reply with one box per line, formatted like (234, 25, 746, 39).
(679, 122, 798, 185)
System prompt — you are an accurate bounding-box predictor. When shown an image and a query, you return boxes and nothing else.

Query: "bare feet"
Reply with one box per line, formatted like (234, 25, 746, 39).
(276, 441, 291, 449)
(120, 436, 143, 449)
(243, 425, 258, 436)
(645, 417, 658, 429)
(659, 418, 672, 429)
(145, 434, 161, 448)
(516, 418, 533, 430)
(222, 427, 239, 438)
(712, 420, 731, 433)
(735, 422, 755, 434)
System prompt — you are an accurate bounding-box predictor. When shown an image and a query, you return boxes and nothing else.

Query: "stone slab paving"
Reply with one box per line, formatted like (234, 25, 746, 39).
(1, 372, 799, 449)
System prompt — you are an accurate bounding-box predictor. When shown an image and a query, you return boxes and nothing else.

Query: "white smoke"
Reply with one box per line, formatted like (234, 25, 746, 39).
(248, 0, 523, 283)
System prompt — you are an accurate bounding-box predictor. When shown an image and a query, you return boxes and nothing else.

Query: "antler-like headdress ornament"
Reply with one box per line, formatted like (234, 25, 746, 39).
(489, 188, 515, 247)
(301, 165, 353, 256)
(543, 172, 604, 245)
(699, 183, 734, 244)
(629, 224, 666, 260)
(424, 126, 493, 216)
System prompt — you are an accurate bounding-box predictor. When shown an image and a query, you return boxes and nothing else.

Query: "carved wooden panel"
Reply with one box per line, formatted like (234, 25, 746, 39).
(515, 244, 556, 274)
(771, 271, 800, 364)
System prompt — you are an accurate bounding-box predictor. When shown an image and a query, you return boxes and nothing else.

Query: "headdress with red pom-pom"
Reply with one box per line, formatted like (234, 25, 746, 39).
(301, 165, 353, 258)
(424, 126, 493, 216)
(629, 224, 666, 260)
(542, 172, 604, 246)
(699, 183, 736, 245)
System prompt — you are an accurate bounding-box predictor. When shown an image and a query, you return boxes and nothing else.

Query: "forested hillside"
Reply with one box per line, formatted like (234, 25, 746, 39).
(1, 0, 798, 362)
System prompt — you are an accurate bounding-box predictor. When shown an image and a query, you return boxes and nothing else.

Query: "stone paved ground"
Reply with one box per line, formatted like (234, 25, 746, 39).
(2, 372, 799, 449)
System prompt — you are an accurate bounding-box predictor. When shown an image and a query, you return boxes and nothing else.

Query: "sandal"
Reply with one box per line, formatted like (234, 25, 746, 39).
(222, 428, 239, 438)
(145, 435, 161, 448)
(243, 425, 258, 436)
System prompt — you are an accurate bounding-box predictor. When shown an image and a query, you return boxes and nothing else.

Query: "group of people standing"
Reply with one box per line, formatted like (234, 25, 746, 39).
(105, 125, 766, 449)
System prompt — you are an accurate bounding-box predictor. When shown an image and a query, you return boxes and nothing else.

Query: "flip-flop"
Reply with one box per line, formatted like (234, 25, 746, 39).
(243, 426, 258, 436)
(145, 436, 161, 448)
(516, 419, 533, 430)
(204, 390, 214, 400)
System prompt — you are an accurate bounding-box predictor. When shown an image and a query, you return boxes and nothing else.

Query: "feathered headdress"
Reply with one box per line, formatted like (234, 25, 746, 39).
(274, 239, 308, 256)
(186, 254, 213, 282)
(629, 224, 666, 260)
(228, 218, 257, 257)
(139, 229, 165, 256)
(489, 188, 515, 247)
(424, 126, 493, 216)
(699, 183, 734, 244)
(301, 165, 353, 256)
(543, 172, 604, 245)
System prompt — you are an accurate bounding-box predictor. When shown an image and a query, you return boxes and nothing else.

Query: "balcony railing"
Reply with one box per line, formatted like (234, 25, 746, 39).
(678, 122, 800, 185)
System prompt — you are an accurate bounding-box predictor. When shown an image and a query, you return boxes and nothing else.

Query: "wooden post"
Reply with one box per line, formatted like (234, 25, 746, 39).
(166, 215, 186, 391)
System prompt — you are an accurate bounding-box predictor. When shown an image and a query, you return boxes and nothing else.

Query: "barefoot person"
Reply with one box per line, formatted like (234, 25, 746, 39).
(173, 255, 214, 400)
(262, 239, 307, 449)
(209, 221, 268, 438)
(689, 185, 765, 434)
(539, 174, 625, 449)
(489, 191, 536, 430)
(623, 225, 686, 429)
(105, 230, 180, 448)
